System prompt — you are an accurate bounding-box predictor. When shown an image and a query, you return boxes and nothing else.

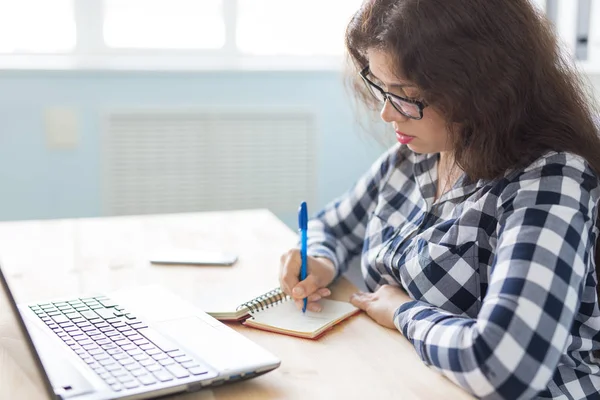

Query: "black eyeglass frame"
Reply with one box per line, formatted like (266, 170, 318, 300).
(359, 67, 427, 120)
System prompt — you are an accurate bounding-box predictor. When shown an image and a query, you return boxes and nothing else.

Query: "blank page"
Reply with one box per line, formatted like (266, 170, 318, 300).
(247, 299, 358, 335)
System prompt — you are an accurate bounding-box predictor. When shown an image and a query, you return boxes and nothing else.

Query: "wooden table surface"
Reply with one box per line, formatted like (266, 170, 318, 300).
(0, 209, 473, 400)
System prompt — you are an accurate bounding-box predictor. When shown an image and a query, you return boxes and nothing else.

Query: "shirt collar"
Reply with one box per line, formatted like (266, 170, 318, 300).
(412, 152, 489, 207)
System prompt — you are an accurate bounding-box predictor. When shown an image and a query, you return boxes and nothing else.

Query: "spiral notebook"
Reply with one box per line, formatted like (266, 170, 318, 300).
(203, 288, 360, 339)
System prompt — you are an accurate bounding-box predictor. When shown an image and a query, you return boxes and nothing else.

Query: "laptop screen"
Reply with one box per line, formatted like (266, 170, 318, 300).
(0, 266, 54, 399)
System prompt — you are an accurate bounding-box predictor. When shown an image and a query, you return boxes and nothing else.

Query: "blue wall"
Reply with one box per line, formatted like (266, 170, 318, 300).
(0, 70, 388, 227)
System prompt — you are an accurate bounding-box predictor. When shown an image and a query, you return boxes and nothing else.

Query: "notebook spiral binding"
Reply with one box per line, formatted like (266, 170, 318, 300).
(237, 288, 290, 314)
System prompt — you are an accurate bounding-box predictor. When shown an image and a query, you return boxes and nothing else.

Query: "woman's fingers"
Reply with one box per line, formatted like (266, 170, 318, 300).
(349, 291, 371, 310)
(279, 250, 301, 295)
(294, 299, 322, 312)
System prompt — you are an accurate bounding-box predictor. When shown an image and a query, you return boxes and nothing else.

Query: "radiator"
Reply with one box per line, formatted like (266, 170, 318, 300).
(102, 110, 317, 216)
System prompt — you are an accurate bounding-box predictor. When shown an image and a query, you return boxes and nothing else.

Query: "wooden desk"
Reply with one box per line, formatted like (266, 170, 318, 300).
(0, 209, 472, 400)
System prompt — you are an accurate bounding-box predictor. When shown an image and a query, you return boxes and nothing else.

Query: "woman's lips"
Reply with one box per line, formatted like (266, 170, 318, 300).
(396, 131, 415, 144)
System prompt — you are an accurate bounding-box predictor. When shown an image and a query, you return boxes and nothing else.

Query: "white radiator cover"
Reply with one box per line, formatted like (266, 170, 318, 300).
(102, 110, 317, 216)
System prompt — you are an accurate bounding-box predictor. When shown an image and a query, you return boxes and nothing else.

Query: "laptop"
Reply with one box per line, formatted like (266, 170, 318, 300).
(0, 263, 281, 399)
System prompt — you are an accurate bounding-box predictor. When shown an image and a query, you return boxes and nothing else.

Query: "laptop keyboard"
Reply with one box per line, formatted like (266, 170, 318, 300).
(29, 295, 209, 392)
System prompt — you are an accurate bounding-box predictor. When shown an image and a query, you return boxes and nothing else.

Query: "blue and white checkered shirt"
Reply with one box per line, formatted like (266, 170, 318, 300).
(307, 144, 600, 399)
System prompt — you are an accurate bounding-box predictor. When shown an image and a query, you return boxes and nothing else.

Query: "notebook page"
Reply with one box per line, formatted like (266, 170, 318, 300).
(248, 299, 358, 334)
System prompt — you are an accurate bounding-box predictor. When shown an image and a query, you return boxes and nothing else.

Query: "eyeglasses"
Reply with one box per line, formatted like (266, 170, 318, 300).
(360, 67, 427, 120)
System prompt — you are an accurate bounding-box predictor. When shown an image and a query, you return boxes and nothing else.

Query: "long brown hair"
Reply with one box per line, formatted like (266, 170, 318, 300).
(345, 0, 600, 295)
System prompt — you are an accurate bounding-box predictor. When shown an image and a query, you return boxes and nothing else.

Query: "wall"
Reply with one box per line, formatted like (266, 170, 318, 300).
(0, 70, 388, 228)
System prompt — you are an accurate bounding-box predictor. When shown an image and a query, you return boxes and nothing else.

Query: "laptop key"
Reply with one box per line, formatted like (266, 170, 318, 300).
(63, 326, 79, 333)
(153, 370, 173, 382)
(125, 363, 142, 371)
(99, 359, 116, 367)
(80, 311, 100, 320)
(131, 369, 146, 377)
(159, 358, 175, 367)
(98, 299, 118, 308)
(93, 353, 110, 361)
(117, 374, 135, 384)
(81, 325, 97, 332)
(133, 354, 148, 361)
(180, 361, 198, 369)
(138, 374, 157, 385)
(139, 359, 156, 367)
(165, 364, 189, 379)
(174, 356, 192, 363)
(188, 366, 209, 376)
(118, 358, 136, 366)
(110, 384, 122, 392)
(123, 381, 140, 390)
(95, 308, 117, 320)
(151, 353, 168, 361)
(105, 364, 122, 372)
(51, 315, 69, 324)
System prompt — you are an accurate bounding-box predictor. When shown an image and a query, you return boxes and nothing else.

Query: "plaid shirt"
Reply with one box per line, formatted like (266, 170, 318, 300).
(307, 144, 600, 400)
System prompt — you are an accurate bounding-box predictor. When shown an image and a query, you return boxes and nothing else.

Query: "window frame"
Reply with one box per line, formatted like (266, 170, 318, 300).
(0, 0, 349, 71)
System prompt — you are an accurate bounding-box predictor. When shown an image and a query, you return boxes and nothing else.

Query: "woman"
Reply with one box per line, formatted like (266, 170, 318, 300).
(278, 0, 600, 399)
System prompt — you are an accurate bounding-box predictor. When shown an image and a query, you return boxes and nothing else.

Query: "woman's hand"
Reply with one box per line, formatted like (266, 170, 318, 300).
(279, 249, 336, 312)
(350, 285, 412, 329)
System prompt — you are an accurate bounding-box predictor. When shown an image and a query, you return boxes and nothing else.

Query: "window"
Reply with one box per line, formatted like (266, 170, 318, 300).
(0, 0, 591, 71)
(103, 0, 225, 50)
(236, 0, 364, 56)
(0, 0, 76, 53)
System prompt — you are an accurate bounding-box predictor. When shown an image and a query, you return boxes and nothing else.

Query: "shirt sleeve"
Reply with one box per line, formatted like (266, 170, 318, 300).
(393, 157, 599, 400)
(306, 144, 400, 278)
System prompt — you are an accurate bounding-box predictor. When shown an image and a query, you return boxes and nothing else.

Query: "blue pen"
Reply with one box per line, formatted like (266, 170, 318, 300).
(298, 201, 308, 313)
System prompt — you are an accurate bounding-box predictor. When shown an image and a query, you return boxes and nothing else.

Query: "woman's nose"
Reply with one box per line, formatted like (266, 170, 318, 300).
(380, 98, 408, 123)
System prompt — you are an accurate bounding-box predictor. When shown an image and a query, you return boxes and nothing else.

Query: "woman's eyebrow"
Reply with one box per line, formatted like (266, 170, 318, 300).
(370, 71, 416, 89)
